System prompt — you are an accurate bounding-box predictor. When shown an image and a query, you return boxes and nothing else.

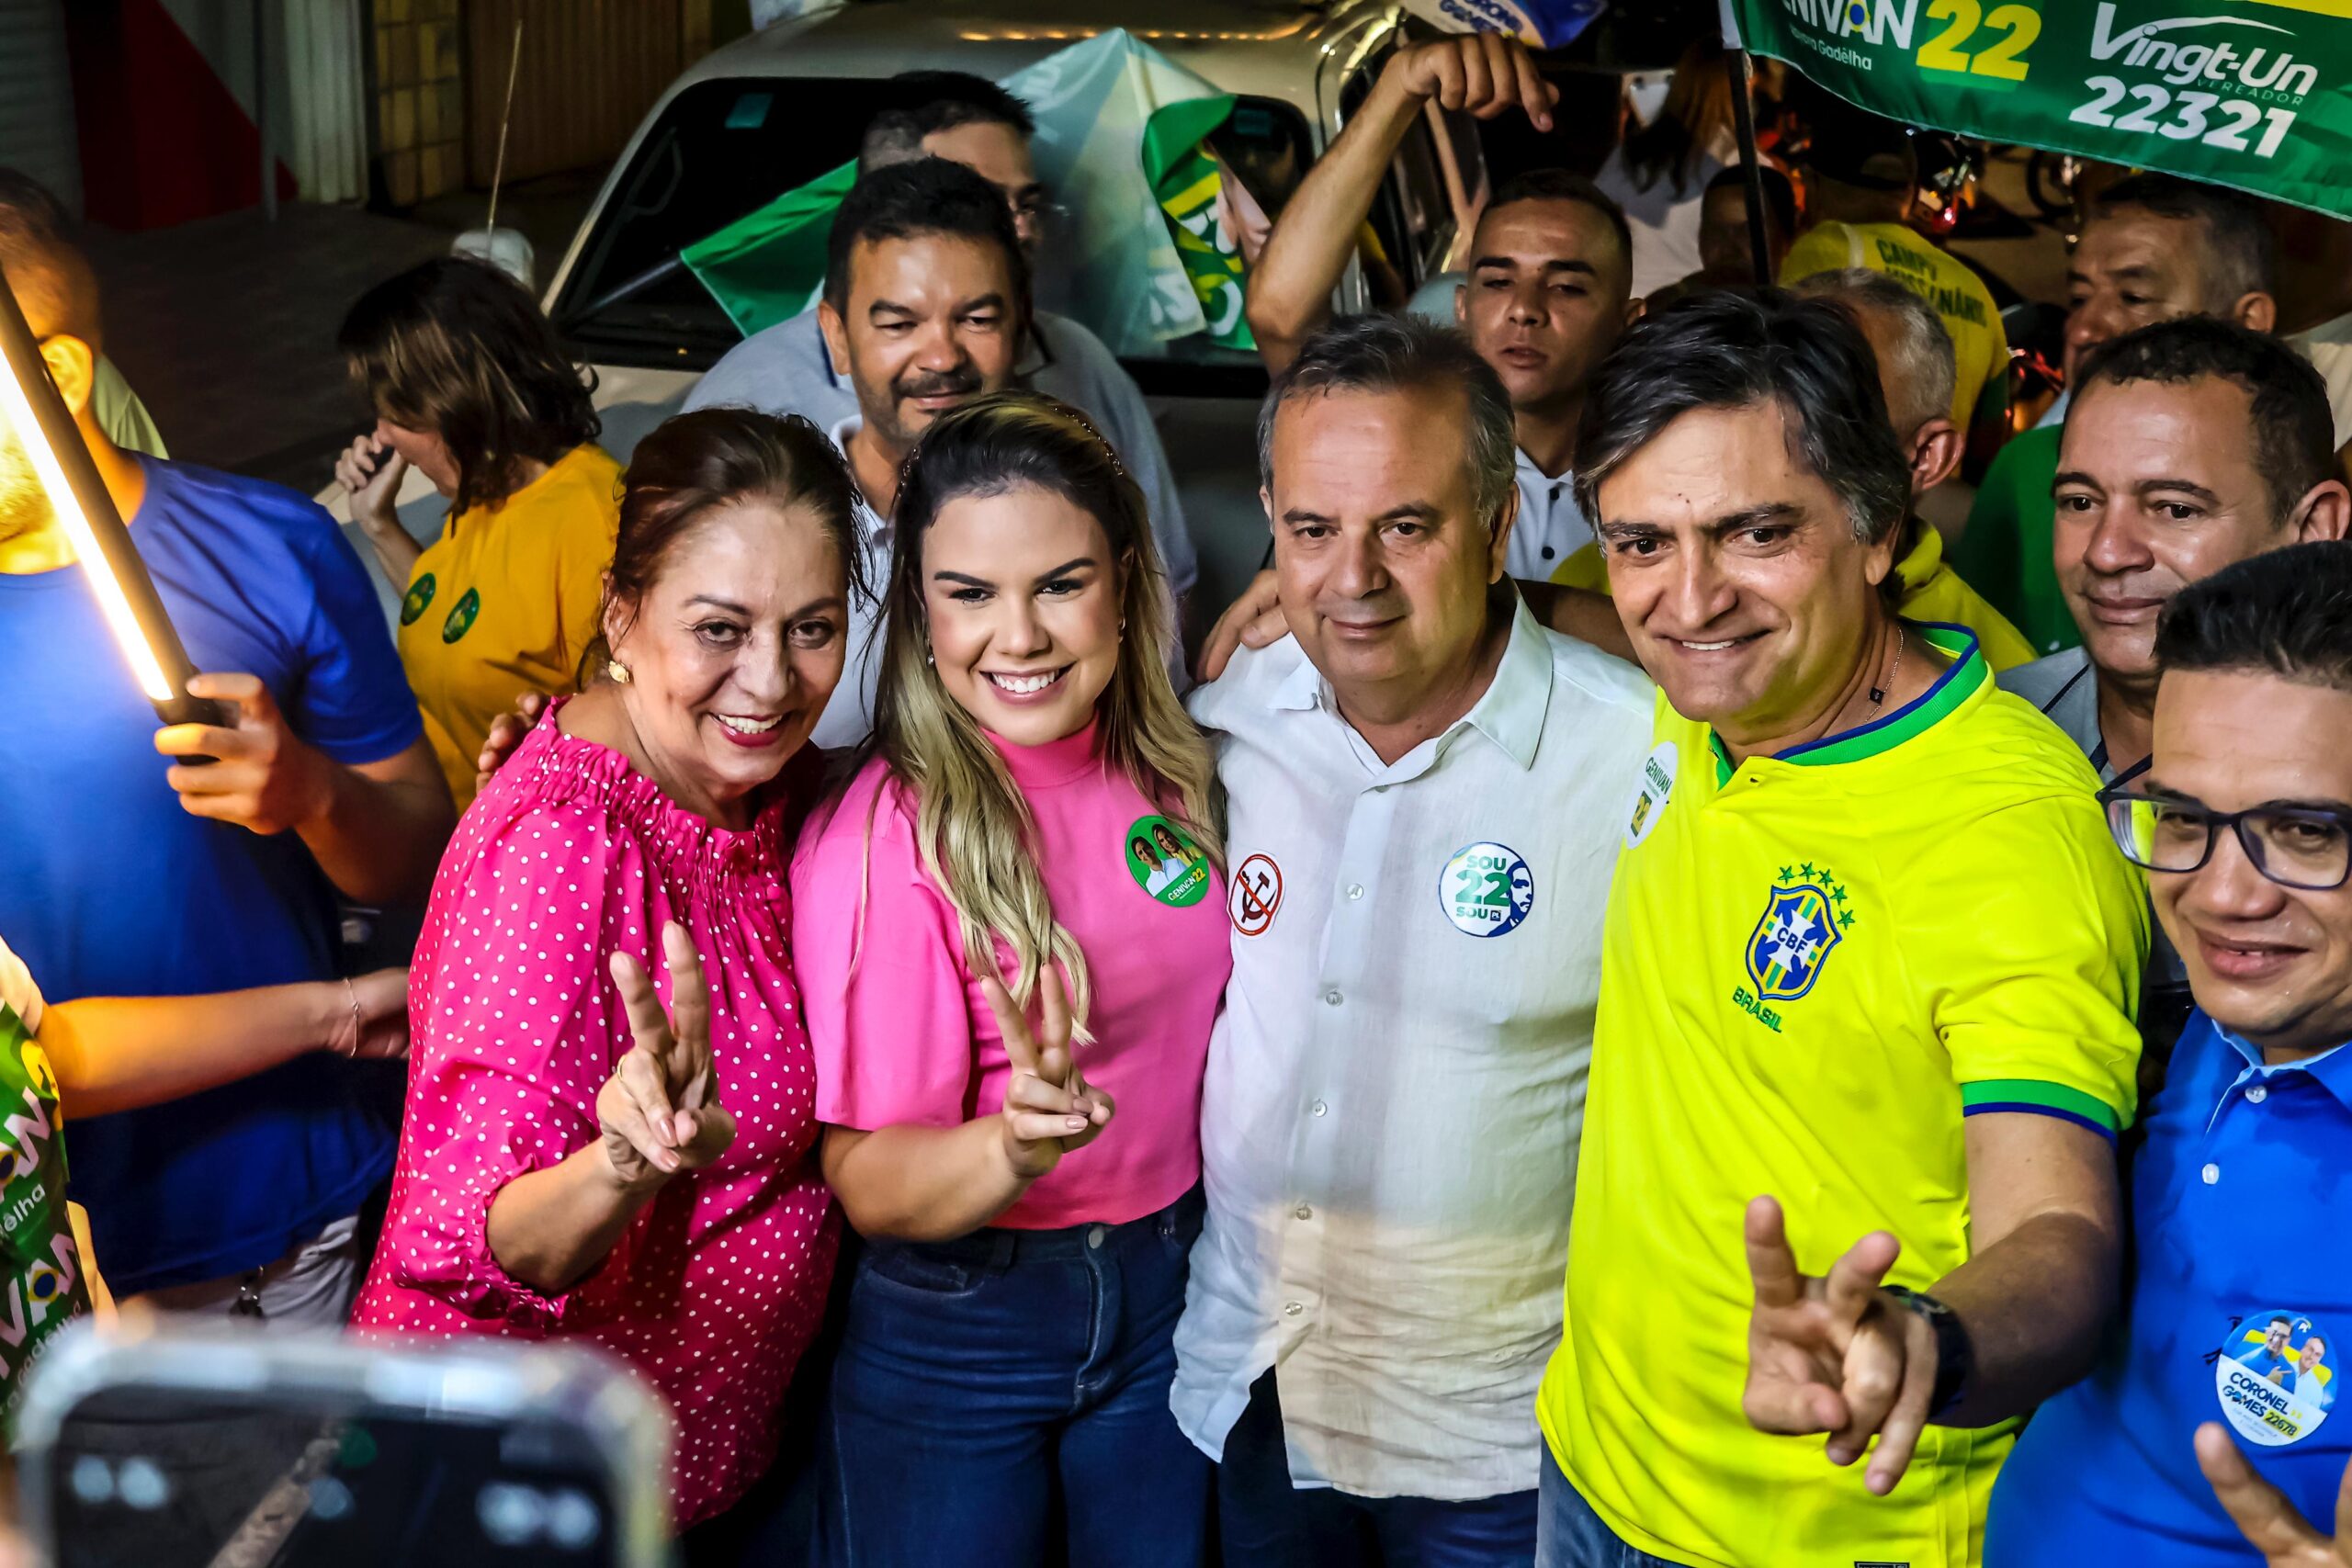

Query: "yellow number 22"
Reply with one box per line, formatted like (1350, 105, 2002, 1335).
(1917, 0, 2041, 82)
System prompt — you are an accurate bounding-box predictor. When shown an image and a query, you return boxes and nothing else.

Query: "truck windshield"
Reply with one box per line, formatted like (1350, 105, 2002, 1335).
(552, 75, 1305, 396)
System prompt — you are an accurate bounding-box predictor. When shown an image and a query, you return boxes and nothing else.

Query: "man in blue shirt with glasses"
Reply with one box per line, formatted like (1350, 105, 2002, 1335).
(1987, 539, 2352, 1565)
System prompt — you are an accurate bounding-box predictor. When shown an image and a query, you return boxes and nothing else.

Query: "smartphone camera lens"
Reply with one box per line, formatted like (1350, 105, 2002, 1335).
(478, 1482, 547, 1547)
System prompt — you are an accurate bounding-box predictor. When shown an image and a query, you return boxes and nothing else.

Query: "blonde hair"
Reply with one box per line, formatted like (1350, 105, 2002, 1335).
(861, 392, 1221, 1033)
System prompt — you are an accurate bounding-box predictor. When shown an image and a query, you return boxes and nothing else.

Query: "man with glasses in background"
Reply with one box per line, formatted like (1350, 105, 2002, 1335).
(1986, 540, 2352, 1568)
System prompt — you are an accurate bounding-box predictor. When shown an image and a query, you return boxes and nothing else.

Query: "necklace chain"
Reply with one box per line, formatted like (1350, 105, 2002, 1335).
(1866, 625, 1905, 711)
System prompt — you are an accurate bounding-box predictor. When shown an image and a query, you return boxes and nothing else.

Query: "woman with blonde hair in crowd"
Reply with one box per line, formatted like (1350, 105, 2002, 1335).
(336, 256, 618, 809)
(791, 392, 1230, 1565)
(352, 409, 865, 1551)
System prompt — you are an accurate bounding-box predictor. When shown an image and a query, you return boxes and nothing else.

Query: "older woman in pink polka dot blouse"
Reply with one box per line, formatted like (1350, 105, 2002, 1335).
(351, 410, 868, 1531)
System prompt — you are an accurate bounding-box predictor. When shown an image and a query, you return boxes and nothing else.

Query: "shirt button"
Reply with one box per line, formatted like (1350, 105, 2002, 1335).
(2246, 1084, 2268, 1104)
(1347, 884, 1364, 900)
(1541, 546, 1555, 559)
(1324, 989, 1342, 1007)
(1283, 1301, 1304, 1317)
(1087, 1225, 1106, 1250)
(1310, 1100, 1328, 1117)
(2202, 1163, 2222, 1186)
(1295, 1203, 1313, 1221)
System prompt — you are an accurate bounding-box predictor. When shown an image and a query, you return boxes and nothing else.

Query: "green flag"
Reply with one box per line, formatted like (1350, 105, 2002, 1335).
(1723, 0, 2352, 220)
(681, 29, 1245, 353)
(679, 158, 857, 338)
(1144, 95, 1250, 352)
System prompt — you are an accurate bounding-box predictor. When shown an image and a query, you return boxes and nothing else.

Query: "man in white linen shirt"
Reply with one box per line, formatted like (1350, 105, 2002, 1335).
(1175, 313, 1653, 1566)
(683, 70, 1196, 602)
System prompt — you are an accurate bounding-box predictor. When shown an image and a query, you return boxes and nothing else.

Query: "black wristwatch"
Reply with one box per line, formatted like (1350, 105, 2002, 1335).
(1883, 1284, 1973, 1419)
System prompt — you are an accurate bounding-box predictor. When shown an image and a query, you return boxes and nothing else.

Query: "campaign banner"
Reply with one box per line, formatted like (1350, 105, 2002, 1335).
(1400, 0, 1611, 50)
(1721, 0, 2352, 220)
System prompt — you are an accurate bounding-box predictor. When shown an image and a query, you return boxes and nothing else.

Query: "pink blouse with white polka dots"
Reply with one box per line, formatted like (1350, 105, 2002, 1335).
(350, 704, 836, 1528)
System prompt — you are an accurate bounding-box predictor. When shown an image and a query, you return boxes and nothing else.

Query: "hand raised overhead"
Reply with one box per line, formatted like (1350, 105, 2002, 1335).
(1742, 1195, 1941, 1496)
(598, 920, 736, 1190)
(1390, 32, 1558, 130)
(978, 966, 1114, 1182)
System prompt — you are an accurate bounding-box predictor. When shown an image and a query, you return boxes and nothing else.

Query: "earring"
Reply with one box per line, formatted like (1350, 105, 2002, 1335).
(606, 659, 632, 685)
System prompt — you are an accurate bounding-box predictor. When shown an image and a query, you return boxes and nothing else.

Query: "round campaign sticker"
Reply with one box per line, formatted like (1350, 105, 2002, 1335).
(441, 586, 481, 645)
(399, 571, 436, 627)
(1624, 741, 1677, 849)
(2215, 1310, 2336, 1448)
(1441, 842, 1533, 937)
(1124, 815, 1212, 908)
(1229, 853, 1283, 937)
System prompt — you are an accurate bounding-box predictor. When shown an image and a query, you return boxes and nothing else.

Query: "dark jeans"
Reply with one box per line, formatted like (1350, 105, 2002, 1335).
(1216, 1371, 1538, 1568)
(819, 1188, 1209, 1568)
(1533, 1447, 1684, 1568)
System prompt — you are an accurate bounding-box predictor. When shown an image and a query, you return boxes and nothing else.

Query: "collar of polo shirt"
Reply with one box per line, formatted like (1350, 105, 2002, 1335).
(1704, 623, 1989, 786)
(1266, 597, 1555, 773)
(2218, 1023, 2352, 1105)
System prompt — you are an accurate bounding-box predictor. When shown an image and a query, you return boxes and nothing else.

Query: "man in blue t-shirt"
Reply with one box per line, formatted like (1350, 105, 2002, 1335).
(1984, 540, 2352, 1566)
(0, 180, 454, 1321)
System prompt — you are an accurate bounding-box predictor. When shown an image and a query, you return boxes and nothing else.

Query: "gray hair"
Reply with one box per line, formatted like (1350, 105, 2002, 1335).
(1577, 289, 1912, 547)
(1257, 314, 1518, 531)
(2093, 172, 2275, 312)
(1789, 268, 1955, 439)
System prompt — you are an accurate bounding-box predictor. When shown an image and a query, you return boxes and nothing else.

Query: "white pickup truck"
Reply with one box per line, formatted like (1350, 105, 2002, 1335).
(330, 0, 1490, 636)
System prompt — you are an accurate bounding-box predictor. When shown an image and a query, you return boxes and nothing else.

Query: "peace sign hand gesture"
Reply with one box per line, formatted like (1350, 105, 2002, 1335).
(1741, 1195, 1941, 1496)
(2199, 1423, 2352, 1565)
(597, 921, 737, 1190)
(978, 967, 1114, 1182)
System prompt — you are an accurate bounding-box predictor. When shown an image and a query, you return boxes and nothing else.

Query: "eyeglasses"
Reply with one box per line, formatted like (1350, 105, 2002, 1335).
(2101, 787, 2352, 892)
(1009, 197, 1069, 236)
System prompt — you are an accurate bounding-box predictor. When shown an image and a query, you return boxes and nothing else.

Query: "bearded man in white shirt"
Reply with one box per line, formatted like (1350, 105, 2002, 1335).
(1173, 313, 1654, 1566)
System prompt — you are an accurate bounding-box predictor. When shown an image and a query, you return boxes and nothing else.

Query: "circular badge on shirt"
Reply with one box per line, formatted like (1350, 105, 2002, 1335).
(1624, 741, 1678, 849)
(2216, 1310, 2336, 1447)
(1440, 842, 1533, 937)
(1124, 815, 1211, 908)
(1229, 853, 1283, 937)
(441, 586, 481, 645)
(400, 572, 436, 626)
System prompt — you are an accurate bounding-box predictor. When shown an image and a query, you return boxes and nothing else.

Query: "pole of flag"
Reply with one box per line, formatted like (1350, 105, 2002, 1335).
(0, 275, 218, 726)
(1724, 45, 1774, 288)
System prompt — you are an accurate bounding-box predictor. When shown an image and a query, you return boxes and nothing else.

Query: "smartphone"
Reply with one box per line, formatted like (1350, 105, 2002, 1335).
(17, 1322, 674, 1568)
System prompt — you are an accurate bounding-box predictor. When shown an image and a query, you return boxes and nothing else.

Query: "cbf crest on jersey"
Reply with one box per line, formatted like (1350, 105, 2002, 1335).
(1745, 873, 1847, 1002)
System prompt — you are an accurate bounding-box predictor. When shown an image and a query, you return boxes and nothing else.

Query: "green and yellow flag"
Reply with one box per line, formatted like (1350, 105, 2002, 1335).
(1723, 0, 2352, 220)
(682, 29, 1249, 353)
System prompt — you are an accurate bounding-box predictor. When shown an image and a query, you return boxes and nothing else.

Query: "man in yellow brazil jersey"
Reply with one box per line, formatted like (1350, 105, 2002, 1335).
(1532, 291, 2149, 1568)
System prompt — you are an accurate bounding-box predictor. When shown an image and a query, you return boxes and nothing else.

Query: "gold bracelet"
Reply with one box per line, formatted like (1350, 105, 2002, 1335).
(333, 976, 363, 1058)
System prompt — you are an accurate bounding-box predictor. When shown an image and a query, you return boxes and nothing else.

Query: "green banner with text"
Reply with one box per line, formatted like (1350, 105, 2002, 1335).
(1723, 0, 2352, 220)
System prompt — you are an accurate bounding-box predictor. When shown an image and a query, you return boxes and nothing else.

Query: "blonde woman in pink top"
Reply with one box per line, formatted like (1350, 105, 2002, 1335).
(791, 394, 1233, 1566)
(352, 409, 868, 1540)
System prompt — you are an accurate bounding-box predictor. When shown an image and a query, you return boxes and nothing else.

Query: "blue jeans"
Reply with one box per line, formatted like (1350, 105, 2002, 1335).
(1216, 1370, 1539, 1567)
(1534, 1447, 1685, 1568)
(819, 1189, 1208, 1568)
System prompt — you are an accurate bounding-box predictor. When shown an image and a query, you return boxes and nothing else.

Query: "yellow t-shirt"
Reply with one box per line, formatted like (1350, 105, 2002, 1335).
(1548, 525, 2036, 671)
(1891, 523, 2035, 672)
(396, 445, 622, 808)
(1781, 220, 2010, 429)
(1538, 626, 2146, 1568)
